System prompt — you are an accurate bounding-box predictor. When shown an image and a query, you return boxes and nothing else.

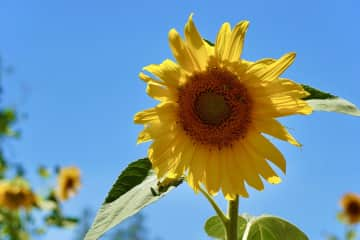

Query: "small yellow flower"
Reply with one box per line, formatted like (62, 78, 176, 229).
(134, 15, 311, 199)
(56, 166, 81, 201)
(340, 193, 360, 224)
(0, 180, 35, 210)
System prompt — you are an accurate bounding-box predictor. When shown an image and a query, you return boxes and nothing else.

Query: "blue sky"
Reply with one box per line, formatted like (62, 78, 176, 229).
(0, 0, 359, 239)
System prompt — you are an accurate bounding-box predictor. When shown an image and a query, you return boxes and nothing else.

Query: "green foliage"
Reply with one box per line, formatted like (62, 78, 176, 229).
(205, 216, 247, 239)
(0, 151, 7, 178)
(85, 158, 183, 240)
(301, 85, 360, 116)
(45, 214, 78, 228)
(0, 56, 80, 239)
(345, 230, 356, 240)
(204, 215, 308, 240)
(0, 108, 18, 137)
(204, 38, 215, 46)
(306, 97, 360, 116)
(0, 209, 29, 240)
(245, 215, 308, 240)
(104, 158, 151, 203)
(37, 166, 50, 179)
(301, 84, 336, 100)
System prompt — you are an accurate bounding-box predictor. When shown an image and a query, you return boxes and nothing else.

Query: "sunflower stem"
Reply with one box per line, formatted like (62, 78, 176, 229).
(199, 187, 228, 226)
(226, 195, 239, 240)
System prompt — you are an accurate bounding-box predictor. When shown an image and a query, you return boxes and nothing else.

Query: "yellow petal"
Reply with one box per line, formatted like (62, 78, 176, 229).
(184, 14, 209, 70)
(249, 78, 309, 99)
(176, 138, 195, 174)
(254, 117, 300, 146)
(146, 81, 172, 101)
(169, 29, 198, 72)
(137, 121, 175, 144)
(203, 149, 220, 195)
(152, 135, 185, 178)
(171, 136, 193, 176)
(261, 53, 296, 81)
(220, 148, 237, 200)
(134, 102, 177, 124)
(243, 142, 280, 182)
(192, 146, 208, 184)
(247, 53, 296, 81)
(186, 145, 202, 192)
(247, 132, 286, 173)
(252, 96, 312, 117)
(232, 142, 264, 191)
(143, 59, 185, 87)
(215, 22, 231, 61)
(226, 21, 249, 62)
(225, 148, 248, 198)
(139, 72, 163, 85)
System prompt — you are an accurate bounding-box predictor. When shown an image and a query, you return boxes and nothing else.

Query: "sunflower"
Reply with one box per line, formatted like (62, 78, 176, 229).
(56, 166, 81, 201)
(0, 180, 35, 210)
(134, 15, 312, 199)
(340, 193, 360, 225)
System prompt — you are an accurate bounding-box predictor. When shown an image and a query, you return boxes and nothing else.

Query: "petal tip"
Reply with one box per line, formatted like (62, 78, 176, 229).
(188, 12, 194, 21)
(168, 28, 179, 40)
(288, 52, 297, 59)
(267, 176, 282, 185)
(239, 20, 250, 28)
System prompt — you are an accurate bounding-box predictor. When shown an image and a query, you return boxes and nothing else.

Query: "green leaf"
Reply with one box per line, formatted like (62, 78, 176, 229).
(243, 215, 308, 240)
(301, 84, 336, 100)
(204, 216, 225, 239)
(346, 229, 356, 240)
(45, 214, 78, 228)
(204, 215, 308, 240)
(104, 158, 151, 203)
(0, 108, 18, 137)
(36, 197, 57, 211)
(301, 84, 360, 116)
(85, 158, 183, 240)
(204, 216, 247, 239)
(204, 39, 215, 46)
(37, 166, 50, 178)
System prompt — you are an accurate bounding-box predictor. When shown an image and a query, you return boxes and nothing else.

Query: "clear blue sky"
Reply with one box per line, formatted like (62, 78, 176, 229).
(0, 0, 359, 239)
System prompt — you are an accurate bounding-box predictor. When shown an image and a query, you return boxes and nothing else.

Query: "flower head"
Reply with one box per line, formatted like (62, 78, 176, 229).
(0, 180, 35, 210)
(56, 166, 81, 201)
(134, 15, 311, 199)
(340, 193, 360, 225)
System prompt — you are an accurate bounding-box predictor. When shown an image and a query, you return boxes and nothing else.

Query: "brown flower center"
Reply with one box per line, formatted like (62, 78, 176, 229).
(347, 201, 360, 216)
(177, 66, 252, 148)
(195, 92, 231, 125)
(65, 178, 75, 190)
(5, 190, 26, 206)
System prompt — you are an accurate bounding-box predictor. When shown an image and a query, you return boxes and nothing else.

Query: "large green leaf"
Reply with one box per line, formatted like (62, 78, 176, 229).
(243, 215, 308, 240)
(204, 215, 308, 240)
(301, 84, 360, 116)
(84, 158, 183, 240)
(205, 216, 247, 239)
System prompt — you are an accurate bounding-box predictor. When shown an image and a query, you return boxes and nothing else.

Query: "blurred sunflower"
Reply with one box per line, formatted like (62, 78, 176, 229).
(340, 193, 360, 225)
(134, 15, 312, 199)
(0, 180, 35, 210)
(56, 166, 81, 201)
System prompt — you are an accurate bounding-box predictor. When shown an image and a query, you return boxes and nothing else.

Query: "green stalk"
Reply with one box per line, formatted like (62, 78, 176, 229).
(226, 195, 239, 240)
(199, 187, 228, 226)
